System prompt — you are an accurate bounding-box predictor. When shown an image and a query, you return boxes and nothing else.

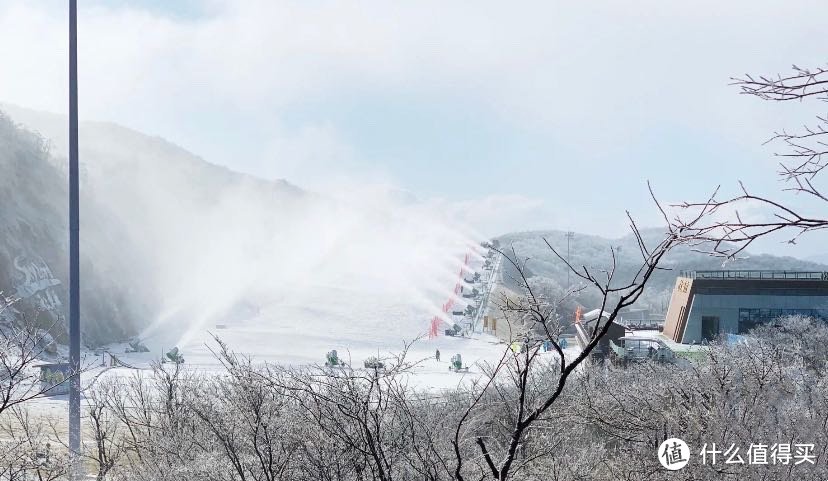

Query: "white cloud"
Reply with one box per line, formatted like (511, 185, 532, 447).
(427, 193, 557, 239)
(3, 0, 825, 130)
(259, 121, 356, 186)
(2, 0, 827, 253)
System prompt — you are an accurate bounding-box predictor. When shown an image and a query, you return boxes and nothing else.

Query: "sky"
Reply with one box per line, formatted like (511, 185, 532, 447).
(1, 0, 827, 257)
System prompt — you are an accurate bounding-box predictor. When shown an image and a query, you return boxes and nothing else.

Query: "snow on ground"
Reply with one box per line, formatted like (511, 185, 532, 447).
(26, 250, 581, 413)
(67, 333, 580, 393)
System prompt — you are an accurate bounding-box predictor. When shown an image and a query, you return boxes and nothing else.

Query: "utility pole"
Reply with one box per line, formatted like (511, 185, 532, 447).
(68, 0, 81, 478)
(565, 231, 574, 291)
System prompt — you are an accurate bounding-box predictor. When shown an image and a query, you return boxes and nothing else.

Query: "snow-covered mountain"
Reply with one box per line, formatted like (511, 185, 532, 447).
(1, 113, 71, 338)
(494, 229, 828, 317)
(1, 106, 477, 352)
(807, 254, 828, 266)
(0, 106, 310, 345)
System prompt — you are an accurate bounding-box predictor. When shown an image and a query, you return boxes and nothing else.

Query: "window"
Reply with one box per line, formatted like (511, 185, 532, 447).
(738, 308, 827, 333)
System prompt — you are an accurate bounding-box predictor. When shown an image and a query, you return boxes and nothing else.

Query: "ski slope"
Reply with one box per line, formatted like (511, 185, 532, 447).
(23, 249, 583, 419)
(70, 250, 530, 391)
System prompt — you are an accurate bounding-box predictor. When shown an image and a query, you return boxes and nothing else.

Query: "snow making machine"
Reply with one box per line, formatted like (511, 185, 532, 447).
(445, 323, 464, 337)
(462, 287, 480, 299)
(126, 339, 150, 353)
(325, 350, 345, 367)
(363, 356, 385, 370)
(449, 354, 469, 373)
(163, 347, 185, 365)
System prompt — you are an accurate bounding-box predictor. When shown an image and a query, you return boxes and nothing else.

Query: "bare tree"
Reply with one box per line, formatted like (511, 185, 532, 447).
(451, 199, 707, 481)
(263, 343, 443, 481)
(0, 298, 76, 416)
(573, 316, 828, 480)
(80, 380, 128, 481)
(674, 63, 828, 257)
(0, 406, 68, 481)
(186, 338, 299, 481)
(100, 362, 218, 481)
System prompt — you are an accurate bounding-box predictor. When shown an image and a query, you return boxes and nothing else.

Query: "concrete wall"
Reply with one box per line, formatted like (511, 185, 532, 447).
(485, 284, 533, 342)
(663, 277, 695, 342)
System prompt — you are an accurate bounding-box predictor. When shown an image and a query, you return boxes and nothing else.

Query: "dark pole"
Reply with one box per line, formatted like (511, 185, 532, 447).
(68, 0, 81, 477)
(565, 231, 574, 291)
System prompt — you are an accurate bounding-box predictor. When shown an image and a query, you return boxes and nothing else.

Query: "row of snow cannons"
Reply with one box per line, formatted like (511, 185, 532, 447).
(429, 251, 478, 339)
(121, 338, 184, 365)
(324, 350, 386, 370)
(324, 350, 467, 372)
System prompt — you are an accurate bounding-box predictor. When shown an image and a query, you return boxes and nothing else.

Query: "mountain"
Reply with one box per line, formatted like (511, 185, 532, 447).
(0, 106, 307, 346)
(0, 112, 72, 339)
(807, 254, 828, 265)
(0, 105, 476, 353)
(494, 229, 828, 318)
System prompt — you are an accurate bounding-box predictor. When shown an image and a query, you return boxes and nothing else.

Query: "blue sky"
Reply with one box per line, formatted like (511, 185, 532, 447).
(88, 0, 210, 19)
(1, 0, 827, 256)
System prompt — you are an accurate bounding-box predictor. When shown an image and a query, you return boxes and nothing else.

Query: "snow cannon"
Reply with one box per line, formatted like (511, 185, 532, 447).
(127, 339, 150, 353)
(164, 347, 185, 364)
(325, 350, 344, 367)
(462, 288, 480, 300)
(449, 354, 468, 372)
(363, 357, 385, 370)
(445, 323, 462, 337)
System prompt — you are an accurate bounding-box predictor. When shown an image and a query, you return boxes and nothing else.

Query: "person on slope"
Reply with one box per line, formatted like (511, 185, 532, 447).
(435, 349, 441, 362)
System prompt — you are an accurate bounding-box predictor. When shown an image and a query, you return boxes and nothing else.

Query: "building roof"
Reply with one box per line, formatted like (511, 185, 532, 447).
(624, 331, 709, 353)
(581, 309, 612, 322)
(680, 270, 828, 281)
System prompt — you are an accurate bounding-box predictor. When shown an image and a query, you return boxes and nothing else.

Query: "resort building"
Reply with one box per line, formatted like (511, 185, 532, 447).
(663, 270, 828, 344)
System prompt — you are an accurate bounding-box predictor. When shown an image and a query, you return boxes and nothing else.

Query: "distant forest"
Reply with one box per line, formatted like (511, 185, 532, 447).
(494, 229, 828, 321)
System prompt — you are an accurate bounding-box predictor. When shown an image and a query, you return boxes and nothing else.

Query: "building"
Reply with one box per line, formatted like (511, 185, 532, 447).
(573, 309, 625, 358)
(663, 270, 828, 344)
(35, 362, 71, 396)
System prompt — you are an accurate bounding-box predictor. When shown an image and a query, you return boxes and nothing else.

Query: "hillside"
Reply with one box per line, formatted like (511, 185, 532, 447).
(0, 112, 73, 338)
(8, 102, 821, 350)
(0, 106, 479, 353)
(494, 229, 828, 319)
(0, 108, 313, 345)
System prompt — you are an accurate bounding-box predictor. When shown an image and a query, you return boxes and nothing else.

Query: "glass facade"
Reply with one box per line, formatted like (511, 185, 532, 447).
(737, 308, 828, 333)
(665, 271, 828, 343)
(680, 293, 828, 343)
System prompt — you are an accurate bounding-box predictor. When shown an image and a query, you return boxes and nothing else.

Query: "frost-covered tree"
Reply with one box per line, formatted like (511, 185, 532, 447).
(676, 63, 828, 257)
(572, 316, 828, 480)
(0, 295, 76, 417)
(0, 406, 68, 481)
